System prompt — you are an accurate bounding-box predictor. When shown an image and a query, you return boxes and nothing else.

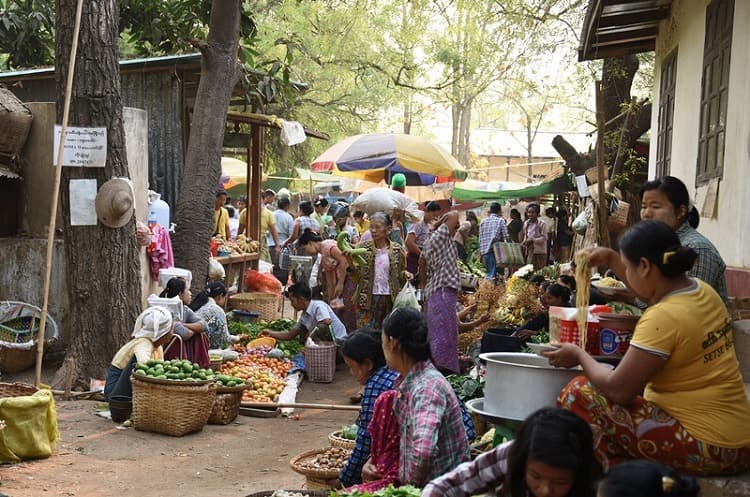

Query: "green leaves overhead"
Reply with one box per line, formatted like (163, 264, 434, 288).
(0, 0, 55, 69)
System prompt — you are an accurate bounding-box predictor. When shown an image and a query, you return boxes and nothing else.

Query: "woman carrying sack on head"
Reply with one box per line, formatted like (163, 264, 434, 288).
(103, 306, 174, 402)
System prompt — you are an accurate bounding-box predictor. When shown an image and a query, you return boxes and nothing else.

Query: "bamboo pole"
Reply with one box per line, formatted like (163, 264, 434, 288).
(35, 0, 85, 388)
(241, 401, 361, 411)
(594, 81, 610, 248)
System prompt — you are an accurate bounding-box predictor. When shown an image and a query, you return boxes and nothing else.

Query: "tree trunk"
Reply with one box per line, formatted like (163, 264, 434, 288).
(552, 135, 595, 176)
(458, 98, 472, 167)
(172, 0, 241, 292)
(450, 102, 460, 158)
(54, 0, 142, 386)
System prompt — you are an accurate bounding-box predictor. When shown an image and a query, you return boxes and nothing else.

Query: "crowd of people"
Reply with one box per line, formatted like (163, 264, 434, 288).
(104, 173, 747, 497)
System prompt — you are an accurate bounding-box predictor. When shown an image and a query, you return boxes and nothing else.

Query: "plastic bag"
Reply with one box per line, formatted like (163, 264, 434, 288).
(0, 390, 59, 463)
(279, 120, 307, 146)
(208, 258, 225, 281)
(351, 187, 424, 223)
(572, 204, 591, 235)
(393, 282, 421, 311)
(244, 269, 283, 295)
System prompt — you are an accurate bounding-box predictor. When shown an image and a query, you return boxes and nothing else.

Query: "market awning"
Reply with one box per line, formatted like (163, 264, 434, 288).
(578, 0, 672, 61)
(451, 173, 575, 202)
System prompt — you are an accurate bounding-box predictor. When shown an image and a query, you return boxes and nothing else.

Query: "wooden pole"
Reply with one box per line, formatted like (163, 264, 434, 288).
(595, 81, 610, 248)
(35, 0, 85, 387)
(241, 401, 361, 411)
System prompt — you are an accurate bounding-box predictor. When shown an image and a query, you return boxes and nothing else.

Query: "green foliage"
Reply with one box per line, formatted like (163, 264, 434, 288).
(119, 0, 256, 57)
(0, 0, 55, 69)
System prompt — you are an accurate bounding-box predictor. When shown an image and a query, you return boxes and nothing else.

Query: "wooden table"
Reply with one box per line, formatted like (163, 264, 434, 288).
(213, 253, 259, 294)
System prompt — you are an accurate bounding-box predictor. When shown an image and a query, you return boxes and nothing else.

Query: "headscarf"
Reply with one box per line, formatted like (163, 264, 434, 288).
(131, 306, 173, 342)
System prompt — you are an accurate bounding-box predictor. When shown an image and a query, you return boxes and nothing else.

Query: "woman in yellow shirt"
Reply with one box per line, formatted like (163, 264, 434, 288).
(544, 220, 750, 476)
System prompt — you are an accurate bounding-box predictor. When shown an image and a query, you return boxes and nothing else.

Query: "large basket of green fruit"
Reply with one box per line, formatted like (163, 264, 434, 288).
(131, 359, 218, 436)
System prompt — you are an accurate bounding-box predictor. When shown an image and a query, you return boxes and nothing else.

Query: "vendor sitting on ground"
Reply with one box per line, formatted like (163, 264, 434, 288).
(103, 306, 174, 402)
(544, 220, 750, 476)
(512, 283, 571, 339)
(339, 328, 400, 490)
(364, 307, 470, 487)
(261, 282, 347, 344)
(189, 281, 244, 349)
(161, 277, 210, 367)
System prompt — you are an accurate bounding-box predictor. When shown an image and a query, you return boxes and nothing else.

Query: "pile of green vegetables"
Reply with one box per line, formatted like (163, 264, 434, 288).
(337, 484, 422, 497)
(340, 423, 358, 440)
(459, 250, 485, 277)
(228, 318, 304, 356)
(446, 374, 483, 402)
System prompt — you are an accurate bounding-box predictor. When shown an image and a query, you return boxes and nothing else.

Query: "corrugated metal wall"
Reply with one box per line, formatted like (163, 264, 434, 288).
(121, 71, 184, 210)
(4, 71, 185, 211)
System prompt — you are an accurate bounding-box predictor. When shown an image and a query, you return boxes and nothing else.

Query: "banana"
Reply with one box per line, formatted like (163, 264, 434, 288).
(337, 231, 368, 266)
(336, 231, 350, 252)
(352, 254, 367, 267)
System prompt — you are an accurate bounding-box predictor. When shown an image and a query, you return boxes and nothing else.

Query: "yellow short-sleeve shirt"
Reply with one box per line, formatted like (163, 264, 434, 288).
(630, 279, 750, 448)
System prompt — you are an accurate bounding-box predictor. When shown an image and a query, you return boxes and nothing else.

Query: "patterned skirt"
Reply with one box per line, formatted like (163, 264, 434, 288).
(338, 275, 358, 334)
(357, 295, 393, 331)
(558, 376, 750, 475)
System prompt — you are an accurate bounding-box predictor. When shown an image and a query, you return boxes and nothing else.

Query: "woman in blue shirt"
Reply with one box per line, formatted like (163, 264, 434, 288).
(338, 328, 399, 487)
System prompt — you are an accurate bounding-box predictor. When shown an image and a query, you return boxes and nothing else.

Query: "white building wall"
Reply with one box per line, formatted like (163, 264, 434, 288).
(650, 0, 750, 269)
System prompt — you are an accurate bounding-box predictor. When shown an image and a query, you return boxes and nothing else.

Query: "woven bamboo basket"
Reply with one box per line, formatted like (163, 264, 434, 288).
(208, 391, 242, 425)
(607, 200, 630, 232)
(229, 292, 282, 322)
(131, 375, 217, 436)
(328, 430, 356, 450)
(585, 166, 609, 185)
(0, 345, 37, 374)
(0, 86, 33, 165)
(289, 448, 350, 480)
(0, 382, 38, 398)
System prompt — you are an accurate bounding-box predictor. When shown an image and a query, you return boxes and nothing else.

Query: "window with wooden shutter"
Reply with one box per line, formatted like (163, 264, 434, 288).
(696, 0, 734, 185)
(656, 48, 677, 178)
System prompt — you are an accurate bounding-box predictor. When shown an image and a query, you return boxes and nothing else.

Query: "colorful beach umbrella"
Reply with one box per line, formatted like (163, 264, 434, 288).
(310, 133, 468, 186)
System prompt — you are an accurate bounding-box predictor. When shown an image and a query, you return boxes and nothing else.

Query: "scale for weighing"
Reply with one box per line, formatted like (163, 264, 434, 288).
(289, 255, 314, 286)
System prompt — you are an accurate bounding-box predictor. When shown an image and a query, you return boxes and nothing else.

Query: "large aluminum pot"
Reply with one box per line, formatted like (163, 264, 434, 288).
(479, 352, 582, 421)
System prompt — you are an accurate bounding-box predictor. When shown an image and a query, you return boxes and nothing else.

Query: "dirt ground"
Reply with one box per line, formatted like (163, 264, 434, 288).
(0, 364, 361, 497)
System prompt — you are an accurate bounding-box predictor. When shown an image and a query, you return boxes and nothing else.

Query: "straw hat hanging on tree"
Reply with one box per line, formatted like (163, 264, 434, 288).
(95, 178, 135, 229)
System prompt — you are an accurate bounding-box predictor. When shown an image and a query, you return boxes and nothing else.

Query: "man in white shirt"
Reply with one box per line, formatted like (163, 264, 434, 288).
(260, 282, 347, 344)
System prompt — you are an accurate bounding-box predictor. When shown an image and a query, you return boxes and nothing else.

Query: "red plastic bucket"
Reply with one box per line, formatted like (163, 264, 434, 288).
(597, 313, 640, 355)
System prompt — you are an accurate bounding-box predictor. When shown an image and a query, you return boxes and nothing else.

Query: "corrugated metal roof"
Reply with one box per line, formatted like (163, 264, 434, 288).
(0, 53, 309, 90)
(0, 54, 202, 80)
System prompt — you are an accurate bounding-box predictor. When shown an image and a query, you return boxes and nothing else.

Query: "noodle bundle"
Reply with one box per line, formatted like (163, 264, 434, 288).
(575, 251, 591, 350)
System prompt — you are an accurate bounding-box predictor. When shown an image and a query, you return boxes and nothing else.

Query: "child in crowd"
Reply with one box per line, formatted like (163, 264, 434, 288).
(421, 407, 598, 497)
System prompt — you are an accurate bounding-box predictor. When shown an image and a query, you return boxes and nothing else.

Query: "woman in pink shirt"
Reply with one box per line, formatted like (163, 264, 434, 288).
(297, 229, 359, 334)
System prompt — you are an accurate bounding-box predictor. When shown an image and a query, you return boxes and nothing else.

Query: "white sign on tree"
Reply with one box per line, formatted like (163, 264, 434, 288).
(53, 125, 107, 167)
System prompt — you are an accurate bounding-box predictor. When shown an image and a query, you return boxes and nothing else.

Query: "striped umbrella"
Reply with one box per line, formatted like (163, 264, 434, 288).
(310, 133, 467, 186)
